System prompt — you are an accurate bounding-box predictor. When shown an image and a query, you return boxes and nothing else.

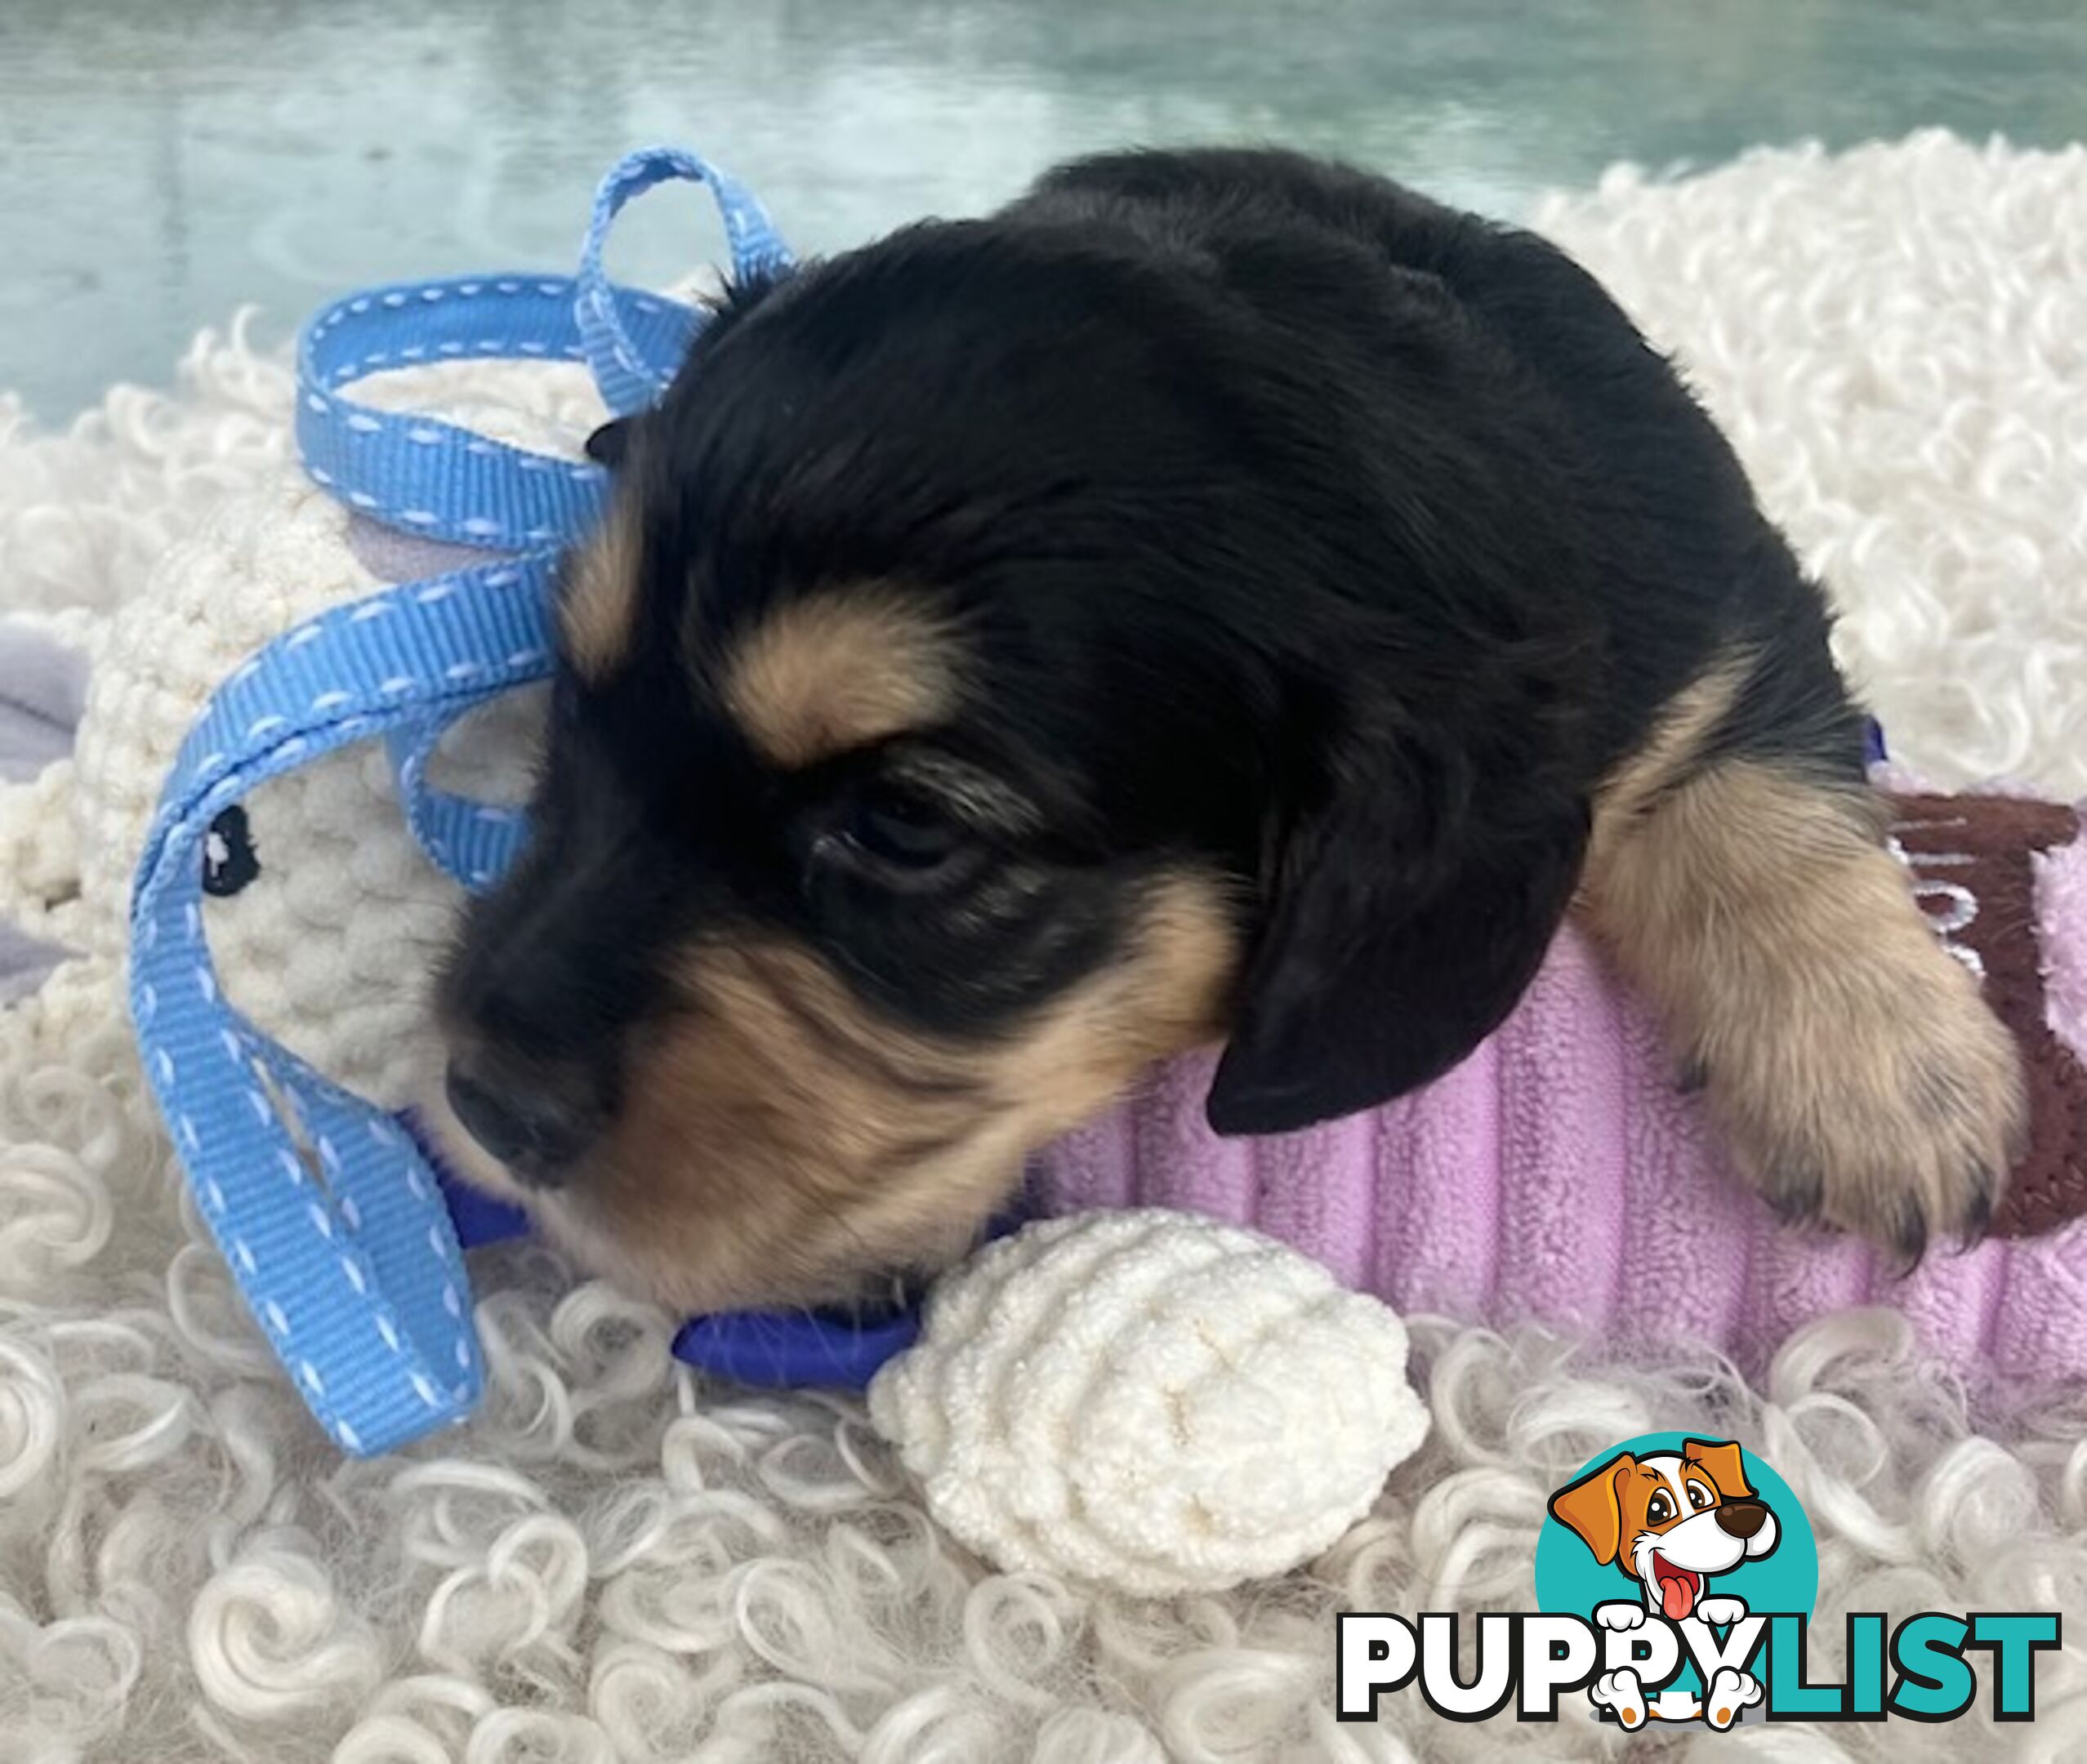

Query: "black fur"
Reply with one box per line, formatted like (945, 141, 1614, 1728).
(443, 146, 1863, 1162)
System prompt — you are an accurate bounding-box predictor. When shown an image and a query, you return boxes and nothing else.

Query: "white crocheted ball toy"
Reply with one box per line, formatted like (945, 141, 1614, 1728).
(869, 1208, 1430, 1596)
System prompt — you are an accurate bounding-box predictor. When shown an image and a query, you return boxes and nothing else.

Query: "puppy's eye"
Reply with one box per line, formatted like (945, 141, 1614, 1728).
(1687, 1481, 1714, 1511)
(1646, 1491, 1674, 1526)
(852, 794, 957, 867)
(817, 786, 973, 886)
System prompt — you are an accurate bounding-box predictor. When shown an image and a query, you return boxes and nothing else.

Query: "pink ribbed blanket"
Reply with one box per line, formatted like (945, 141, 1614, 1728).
(1034, 793, 2087, 1384)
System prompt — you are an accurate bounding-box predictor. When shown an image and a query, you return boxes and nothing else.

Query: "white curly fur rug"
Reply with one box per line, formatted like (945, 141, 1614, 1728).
(3, 132, 2087, 1764)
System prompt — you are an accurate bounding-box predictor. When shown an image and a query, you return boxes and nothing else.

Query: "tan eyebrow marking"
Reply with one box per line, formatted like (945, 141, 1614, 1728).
(721, 585, 958, 769)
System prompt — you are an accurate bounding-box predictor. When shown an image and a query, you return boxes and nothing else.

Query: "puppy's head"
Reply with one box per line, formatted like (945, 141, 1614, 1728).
(431, 216, 1596, 1311)
(1549, 1441, 1780, 1621)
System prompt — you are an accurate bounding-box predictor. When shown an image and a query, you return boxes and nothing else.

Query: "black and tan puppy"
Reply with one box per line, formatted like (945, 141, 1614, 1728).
(430, 148, 2024, 1313)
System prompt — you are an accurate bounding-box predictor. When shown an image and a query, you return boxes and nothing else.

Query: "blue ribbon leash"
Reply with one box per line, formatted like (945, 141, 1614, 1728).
(129, 147, 792, 1455)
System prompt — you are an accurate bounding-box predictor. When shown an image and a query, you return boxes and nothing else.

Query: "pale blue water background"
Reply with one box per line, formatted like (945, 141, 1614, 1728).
(2, 0, 2081, 419)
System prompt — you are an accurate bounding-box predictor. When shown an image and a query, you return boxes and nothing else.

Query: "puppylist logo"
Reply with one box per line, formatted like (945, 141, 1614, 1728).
(1338, 1433, 2061, 1729)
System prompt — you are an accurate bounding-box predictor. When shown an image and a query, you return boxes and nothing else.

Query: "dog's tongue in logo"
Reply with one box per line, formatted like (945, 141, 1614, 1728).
(1653, 1554, 1700, 1621)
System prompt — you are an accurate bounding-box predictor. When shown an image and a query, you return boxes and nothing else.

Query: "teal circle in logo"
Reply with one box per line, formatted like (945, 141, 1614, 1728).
(1535, 1432, 1818, 1630)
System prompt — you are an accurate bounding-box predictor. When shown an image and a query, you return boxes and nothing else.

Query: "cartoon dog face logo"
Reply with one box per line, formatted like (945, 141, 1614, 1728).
(1547, 1437, 1779, 1622)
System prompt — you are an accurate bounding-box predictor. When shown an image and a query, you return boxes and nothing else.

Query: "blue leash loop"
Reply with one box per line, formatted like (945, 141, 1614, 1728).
(128, 148, 792, 1455)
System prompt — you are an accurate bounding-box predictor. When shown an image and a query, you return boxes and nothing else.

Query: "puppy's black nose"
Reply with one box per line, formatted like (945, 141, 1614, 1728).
(444, 1057, 598, 1187)
(1715, 1498, 1768, 1539)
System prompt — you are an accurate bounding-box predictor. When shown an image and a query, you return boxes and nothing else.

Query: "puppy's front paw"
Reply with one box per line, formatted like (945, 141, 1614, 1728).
(1590, 1668, 1648, 1730)
(1694, 1595, 1747, 1628)
(1703, 1667, 1763, 1731)
(1595, 1601, 1648, 1633)
(1586, 759, 2029, 1263)
(1704, 924, 2025, 1261)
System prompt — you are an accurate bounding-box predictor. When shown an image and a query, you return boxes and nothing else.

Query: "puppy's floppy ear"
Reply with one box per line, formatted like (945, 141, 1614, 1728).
(585, 418, 637, 469)
(1549, 1453, 1636, 1567)
(1206, 708, 1589, 1136)
(1682, 1438, 1755, 1502)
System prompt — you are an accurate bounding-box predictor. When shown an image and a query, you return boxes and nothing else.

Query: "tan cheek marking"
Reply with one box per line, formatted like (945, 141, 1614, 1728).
(559, 501, 643, 681)
(977, 875, 1239, 1135)
(722, 587, 957, 769)
(545, 872, 1239, 1312)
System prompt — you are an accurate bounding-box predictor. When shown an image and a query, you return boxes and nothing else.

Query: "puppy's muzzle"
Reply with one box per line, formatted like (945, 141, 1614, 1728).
(444, 1051, 604, 1188)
